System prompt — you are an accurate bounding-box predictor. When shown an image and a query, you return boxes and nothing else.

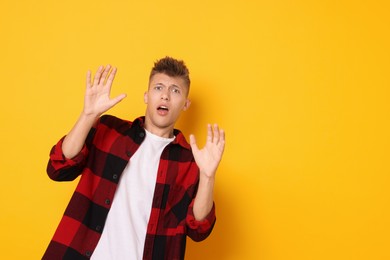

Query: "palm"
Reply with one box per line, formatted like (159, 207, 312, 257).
(84, 65, 126, 116)
(190, 124, 225, 178)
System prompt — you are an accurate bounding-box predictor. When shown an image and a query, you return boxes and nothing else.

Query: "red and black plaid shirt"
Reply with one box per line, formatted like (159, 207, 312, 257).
(43, 115, 216, 260)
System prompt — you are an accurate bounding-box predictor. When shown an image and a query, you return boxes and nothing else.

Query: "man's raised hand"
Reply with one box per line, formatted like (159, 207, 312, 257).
(190, 124, 225, 179)
(83, 65, 127, 117)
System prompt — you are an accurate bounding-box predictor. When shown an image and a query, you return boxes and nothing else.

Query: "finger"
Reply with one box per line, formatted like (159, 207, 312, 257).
(206, 124, 212, 143)
(105, 67, 117, 87)
(219, 129, 226, 150)
(189, 134, 199, 151)
(99, 64, 112, 85)
(86, 70, 92, 88)
(213, 124, 220, 143)
(108, 93, 127, 108)
(93, 65, 104, 86)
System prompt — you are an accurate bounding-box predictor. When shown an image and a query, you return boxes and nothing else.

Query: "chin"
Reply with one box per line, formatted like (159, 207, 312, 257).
(150, 117, 173, 128)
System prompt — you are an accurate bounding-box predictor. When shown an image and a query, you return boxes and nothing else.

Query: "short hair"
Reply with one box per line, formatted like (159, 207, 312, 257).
(149, 56, 191, 89)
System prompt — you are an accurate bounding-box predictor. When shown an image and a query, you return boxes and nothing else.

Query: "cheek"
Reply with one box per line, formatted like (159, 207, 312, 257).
(146, 92, 160, 104)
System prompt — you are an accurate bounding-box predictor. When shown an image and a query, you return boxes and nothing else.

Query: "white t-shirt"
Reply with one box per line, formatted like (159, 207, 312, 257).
(91, 129, 174, 260)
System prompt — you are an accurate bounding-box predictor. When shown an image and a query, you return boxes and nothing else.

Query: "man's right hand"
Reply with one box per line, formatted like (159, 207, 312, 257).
(83, 65, 127, 117)
(61, 65, 126, 159)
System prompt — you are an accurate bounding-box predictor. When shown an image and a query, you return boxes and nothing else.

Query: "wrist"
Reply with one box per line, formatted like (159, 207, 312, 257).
(199, 173, 215, 185)
(81, 110, 100, 121)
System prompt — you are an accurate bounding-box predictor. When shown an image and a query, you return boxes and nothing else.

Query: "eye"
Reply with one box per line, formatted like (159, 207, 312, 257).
(154, 85, 163, 91)
(172, 88, 181, 94)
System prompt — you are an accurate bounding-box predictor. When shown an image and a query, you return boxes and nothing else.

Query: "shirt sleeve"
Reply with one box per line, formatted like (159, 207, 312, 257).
(46, 136, 89, 182)
(186, 199, 216, 242)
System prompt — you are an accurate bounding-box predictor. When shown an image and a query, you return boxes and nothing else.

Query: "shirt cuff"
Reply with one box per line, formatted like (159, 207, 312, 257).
(50, 136, 87, 165)
(186, 201, 216, 234)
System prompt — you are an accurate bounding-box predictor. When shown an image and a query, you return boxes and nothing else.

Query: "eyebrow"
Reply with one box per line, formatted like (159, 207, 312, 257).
(155, 83, 182, 89)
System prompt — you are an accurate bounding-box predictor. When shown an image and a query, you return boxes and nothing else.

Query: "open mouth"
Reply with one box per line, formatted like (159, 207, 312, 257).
(157, 105, 169, 115)
(157, 105, 169, 111)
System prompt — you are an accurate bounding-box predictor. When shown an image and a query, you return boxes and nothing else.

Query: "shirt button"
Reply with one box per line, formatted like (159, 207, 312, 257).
(105, 199, 111, 205)
(96, 225, 102, 231)
(113, 174, 118, 180)
(126, 151, 131, 157)
(85, 251, 92, 257)
(139, 132, 145, 138)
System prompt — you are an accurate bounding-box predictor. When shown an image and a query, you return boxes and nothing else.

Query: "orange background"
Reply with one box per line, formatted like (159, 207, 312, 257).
(1, 0, 389, 259)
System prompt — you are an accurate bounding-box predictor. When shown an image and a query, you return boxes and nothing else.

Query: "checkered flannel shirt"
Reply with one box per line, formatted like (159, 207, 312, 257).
(43, 115, 216, 260)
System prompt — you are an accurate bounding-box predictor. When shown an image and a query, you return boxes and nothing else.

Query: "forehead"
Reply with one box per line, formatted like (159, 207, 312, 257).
(149, 73, 187, 89)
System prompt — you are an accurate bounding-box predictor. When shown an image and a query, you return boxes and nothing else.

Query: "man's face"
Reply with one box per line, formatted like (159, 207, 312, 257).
(144, 73, 191, 137)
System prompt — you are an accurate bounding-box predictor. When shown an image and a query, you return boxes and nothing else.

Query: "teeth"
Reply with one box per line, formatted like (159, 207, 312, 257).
(159, 106, 168, 110)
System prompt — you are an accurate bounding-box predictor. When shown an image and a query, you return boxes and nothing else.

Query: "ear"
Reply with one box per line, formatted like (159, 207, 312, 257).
(144, 91, 148, 104)
(183, 99, 191, 111)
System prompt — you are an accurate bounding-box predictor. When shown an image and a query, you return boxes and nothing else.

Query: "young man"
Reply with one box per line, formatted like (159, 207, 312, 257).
(43, 57, 225, 260)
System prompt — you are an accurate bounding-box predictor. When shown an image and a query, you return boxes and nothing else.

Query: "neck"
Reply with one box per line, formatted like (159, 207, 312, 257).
(144, 118, 174, 138)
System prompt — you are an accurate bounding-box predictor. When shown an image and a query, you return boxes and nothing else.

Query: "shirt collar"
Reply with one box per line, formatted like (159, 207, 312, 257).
(132, 116, 191, 150)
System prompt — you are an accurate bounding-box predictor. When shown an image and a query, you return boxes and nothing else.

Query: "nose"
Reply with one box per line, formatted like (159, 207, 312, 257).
(161, 89, 170, 101)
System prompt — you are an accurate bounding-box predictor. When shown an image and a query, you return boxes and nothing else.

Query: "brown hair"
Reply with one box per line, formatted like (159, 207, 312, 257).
(149, 56, 191, 90)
